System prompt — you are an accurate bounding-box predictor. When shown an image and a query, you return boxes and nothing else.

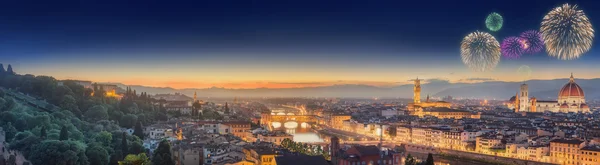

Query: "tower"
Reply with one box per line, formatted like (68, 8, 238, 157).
(414, 77, 421, 104)
(330, 136, 340, 165)
(519, 84, 529, 111)
(530, 97, 537, 112)
(193, 91, 197, 102)
(514, 91, 520, 112)
(426, 94, 430, 102)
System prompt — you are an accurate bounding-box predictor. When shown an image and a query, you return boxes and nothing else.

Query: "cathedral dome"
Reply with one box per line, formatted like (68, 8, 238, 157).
(580, 104, 589, 109)
(558, 74, 584, 98)
(560, 103, 569, 109)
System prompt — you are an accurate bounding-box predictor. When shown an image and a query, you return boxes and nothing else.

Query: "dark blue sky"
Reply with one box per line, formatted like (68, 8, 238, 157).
(0, 0, 598, 88)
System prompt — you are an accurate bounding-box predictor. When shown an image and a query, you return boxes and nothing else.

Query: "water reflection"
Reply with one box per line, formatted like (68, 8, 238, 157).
(272, 121, 324, 143)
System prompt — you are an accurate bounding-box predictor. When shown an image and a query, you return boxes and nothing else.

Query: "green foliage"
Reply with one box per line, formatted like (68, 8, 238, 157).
(0, 71, 161, 165)
(425, 153, 434, 165)
(152, 140, 175, 165)
(59, 126, 69, 140)
(60, 95, 81, 117)
(129, 142, 144, 155)
(133, 121, 144, 140)
(121, 132, 129, 157)
(40, 126, 47, 138)
(120, 114, 137, 128)
(4, 122, 17, 142)
(8, 131, 41, 158)
(119, 153, 151, 165)
(86, 144, 109, 165)
(85, 105, 109, 122)
(405, 154, 417, 165)
(29, 140, 89, 165)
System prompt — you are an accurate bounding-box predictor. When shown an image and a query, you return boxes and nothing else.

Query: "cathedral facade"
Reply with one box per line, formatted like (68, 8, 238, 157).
(510, 74, 590, 113)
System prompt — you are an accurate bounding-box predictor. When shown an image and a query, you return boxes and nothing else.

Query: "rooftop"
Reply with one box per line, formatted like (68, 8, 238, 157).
(275, 155, 329, 165)
(550, 139, 584, 144)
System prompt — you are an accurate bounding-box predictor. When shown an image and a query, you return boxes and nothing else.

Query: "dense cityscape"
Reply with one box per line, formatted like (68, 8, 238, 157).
(2, 66, 600, 165)
(1, 0, 600, 165)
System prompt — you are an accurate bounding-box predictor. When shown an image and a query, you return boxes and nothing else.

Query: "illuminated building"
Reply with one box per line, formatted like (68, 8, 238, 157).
(243, 147, 278, 165)
(550, 139, 584, 165)
(508, 74, 590, 113)
(413, 107, 481, 119)
(337, 146, 400, 165)
(579, 146, 600, 165)
(257, 131, 292, 146)
(407, 78, 452, 111)
(328, 114, 351, 128)
(476, 135, 505, 153)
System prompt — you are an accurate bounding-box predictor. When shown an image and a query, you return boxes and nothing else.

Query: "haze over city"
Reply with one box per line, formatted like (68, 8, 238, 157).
(2, 0, 600, 89)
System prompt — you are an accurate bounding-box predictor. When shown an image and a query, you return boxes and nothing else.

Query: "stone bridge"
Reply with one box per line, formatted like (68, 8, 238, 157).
(260, 113, 318, 126)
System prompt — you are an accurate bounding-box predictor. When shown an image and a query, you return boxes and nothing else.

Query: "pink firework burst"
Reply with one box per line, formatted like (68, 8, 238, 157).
(501, 36, 525, 59)
(519, 30, 544, 54)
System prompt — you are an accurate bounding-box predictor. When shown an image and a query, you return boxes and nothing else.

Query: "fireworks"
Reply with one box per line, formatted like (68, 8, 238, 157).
(486, 12, 503, 32)
(461, 31, 501, 72)
(501, 36, 525, 59)
(541, 3, 594, 60)
(519, 30, 544, 54)
(517, 65, 532, 81)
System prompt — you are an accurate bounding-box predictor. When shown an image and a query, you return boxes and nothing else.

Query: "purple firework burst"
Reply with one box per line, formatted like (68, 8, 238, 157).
(501, 36, 525, 59)
(519, 30, 544, 54)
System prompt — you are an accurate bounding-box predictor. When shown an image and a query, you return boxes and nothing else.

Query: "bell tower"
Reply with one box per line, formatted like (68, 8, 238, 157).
(414, 77, 421, 104)
(519, 84, 529, 111)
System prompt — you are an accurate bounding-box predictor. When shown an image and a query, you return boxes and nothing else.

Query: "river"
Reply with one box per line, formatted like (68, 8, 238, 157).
(271, 121, 325, 143)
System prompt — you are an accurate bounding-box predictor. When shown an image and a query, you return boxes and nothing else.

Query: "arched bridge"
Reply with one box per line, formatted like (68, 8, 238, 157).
(260, 114, 317, 126)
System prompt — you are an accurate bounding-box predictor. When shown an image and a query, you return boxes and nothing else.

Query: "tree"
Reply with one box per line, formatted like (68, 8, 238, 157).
(87, 144, 109, 165)
(0, 63, 5, 74)
(85, 105, 109, 122)
(40, 126, 47, 139)
(109, 151, 123, 165)
(119, 153, 151, 165)
(405, 154, 417, 165)
(4, 122, 17, 142)
(7, 155, 15, 165)
(224, 102, 230, 114)
(152, 140, 175, 165)
(6, 65, 13, 74)
(95, 131, 113, 147)
(129, 142, 144, 155)
(15, 118, 28, 131)
(60, 95, 81, 117)
(122, 132, 128, 157)
(120, 114, 137, 128)
(133, 121, 144, 140)
(29, 140, 88, 165)
(424, 153, 434, 165)
(9, 131, 41, 158)
(59, 125, 69, 141)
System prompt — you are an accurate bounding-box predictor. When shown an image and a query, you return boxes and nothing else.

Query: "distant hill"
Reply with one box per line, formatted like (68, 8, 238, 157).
(103, 78, 600, 100)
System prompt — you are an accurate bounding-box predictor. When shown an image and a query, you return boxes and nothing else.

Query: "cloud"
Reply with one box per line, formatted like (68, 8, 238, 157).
(406, 78, 450, 84)
(459, 77, 495, 82)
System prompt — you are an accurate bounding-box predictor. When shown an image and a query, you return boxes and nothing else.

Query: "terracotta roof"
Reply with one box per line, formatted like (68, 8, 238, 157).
(550, 139, 583, 144)
(275, 155, 329, 165)
(581, 146, 600, 152)
(559, 76, 584, 98)
(353, 145, 380, 156)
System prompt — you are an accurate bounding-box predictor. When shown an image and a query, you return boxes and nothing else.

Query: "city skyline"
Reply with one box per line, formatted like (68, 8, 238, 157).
(1, 0, 599, 89)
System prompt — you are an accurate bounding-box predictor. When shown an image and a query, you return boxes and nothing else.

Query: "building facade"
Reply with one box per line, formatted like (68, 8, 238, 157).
(509, 74, 590, 113)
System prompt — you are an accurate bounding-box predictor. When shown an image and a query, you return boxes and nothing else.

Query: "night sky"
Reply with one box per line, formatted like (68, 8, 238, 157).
(1, 0, 599, 89)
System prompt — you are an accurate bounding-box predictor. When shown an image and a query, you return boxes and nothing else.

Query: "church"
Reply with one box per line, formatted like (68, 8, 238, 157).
(509, 74, 590, 113)
(407, 78, 479, 119)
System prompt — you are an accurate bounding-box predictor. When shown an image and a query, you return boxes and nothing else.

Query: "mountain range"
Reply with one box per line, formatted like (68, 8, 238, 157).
(105, 78, 600, 100)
